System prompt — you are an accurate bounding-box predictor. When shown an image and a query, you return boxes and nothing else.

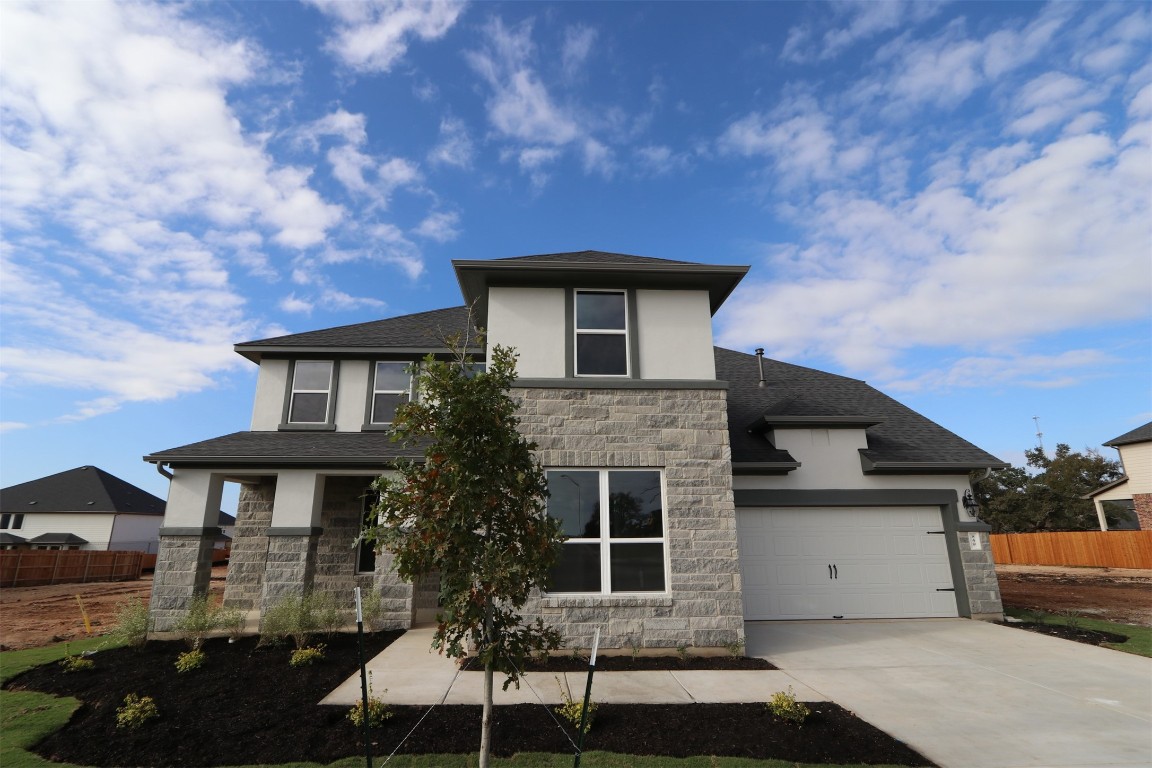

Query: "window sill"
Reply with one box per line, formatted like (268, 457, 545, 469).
(541, 595, 672, 608)
(360, 423, 396, 432)
(278, 423, 337, 432)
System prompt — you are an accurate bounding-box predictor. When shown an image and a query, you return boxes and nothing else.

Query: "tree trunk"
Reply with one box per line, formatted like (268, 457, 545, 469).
(479, 601, 494, 768)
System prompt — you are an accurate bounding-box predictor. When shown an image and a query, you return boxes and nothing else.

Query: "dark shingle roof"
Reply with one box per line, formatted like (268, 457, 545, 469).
(235, 307, 477, 361)
(1104, 421, 1152, 447)
(717, 347, 1006, 471)
(496, 250, 698, 265)
(28, 533, 89, 545)
(144, 431, 428, 467)
(0, 467, 166, 515)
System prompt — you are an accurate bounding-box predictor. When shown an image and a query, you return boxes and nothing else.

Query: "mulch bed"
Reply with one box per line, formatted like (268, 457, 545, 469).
(1002, 621, 1129, 647)
(7, 632, 933, 767)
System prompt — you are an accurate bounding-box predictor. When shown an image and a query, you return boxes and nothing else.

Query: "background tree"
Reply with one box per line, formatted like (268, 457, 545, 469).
(368, 339, 564, 768)
(973, 443, 1123, 532)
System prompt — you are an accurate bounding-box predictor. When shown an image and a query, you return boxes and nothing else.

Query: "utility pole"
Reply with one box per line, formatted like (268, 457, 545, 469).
(1032, 416, 1044, 452)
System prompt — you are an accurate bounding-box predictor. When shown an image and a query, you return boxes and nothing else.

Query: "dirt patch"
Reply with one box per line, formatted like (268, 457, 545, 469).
(0, 567, 227, 651)
(995, 565, 1152, 626)
(7, 633, 932, 767)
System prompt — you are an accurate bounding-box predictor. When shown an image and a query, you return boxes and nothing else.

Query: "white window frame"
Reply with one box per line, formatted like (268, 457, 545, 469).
(546, 468, 669, 595)
(370, 361, 414, 425)
(574, 289, 630, 377)
(288, 360, 334, 424)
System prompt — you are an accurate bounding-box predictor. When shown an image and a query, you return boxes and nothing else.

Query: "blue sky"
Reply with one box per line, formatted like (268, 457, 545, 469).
(2, 0, 1149, 509)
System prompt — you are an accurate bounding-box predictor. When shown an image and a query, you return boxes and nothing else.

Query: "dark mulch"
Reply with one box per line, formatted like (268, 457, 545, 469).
(1002, 621, 1129, 647)
(7, 633, 933, 767)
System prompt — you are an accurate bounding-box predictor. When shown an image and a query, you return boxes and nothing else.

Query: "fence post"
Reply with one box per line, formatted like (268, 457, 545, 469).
(12, 551, 23, 588)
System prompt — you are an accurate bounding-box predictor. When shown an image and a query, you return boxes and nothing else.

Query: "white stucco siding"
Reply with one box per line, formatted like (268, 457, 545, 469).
(164, 470, 226, 528)
(636, 290, 715, 380)
(251, 358, 290, 430)
(270, 470, 327, 528)
(17, 513, 116, 549)
(108, 514, 163, 552)
(334, 360, 370, 431)
(734, 428, 974, 519)
(486, 287, 567, 378)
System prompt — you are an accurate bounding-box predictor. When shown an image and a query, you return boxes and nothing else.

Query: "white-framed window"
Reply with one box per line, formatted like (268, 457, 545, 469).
(288, 361, 334, 423)
(546, 469, 666, 593)
(371, 362, 413, 425)
(574, 290, 628, 376)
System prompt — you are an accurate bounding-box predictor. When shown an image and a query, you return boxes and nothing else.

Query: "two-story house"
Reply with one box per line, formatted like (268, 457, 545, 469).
(145, 251, 1006, 648)
(1088, 421, 1152, 530)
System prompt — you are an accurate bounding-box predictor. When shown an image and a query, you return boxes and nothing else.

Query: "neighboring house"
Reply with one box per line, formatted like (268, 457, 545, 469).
(145, 251, 1007, 646)
(1087, 422, 1152, 531)
(0, 466, 166, 552)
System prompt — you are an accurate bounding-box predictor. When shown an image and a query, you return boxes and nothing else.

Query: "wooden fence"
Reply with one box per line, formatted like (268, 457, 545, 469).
(0, 550, 144, 587)
(990, 531, 1152, 569)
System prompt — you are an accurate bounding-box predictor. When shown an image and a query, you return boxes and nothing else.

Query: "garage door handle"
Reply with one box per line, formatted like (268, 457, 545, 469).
(833, 564, 838, 579)
(828, 564, 833, 579)
(936, 588, 955, 592)
(926, 530, 946, 534)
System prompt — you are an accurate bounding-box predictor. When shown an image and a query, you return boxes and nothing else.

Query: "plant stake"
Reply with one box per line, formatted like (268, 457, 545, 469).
(573, 627, 600, 768)
(354, 587, 371, 768)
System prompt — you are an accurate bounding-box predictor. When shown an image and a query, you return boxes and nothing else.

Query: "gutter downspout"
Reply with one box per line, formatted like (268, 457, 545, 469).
(155, 462, 174, 480)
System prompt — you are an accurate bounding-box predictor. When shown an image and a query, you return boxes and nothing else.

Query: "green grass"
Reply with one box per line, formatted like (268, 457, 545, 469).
(1005, 607, 1152, 657)
(0, 642, 916, 768)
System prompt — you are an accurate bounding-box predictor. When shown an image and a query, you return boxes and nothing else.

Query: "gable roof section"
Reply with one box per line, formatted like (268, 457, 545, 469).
(453, 250, 749, 320)
(717, 347, 1006, 473)
(234, 306, 477, 362)
(0, 467, 166, 515)
(1104, 421, 1152, 447)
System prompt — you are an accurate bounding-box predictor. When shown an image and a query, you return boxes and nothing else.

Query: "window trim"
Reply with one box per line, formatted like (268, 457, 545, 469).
(545, 468, 669, 596)
(573, 289, 631, 378)
(280, 360, 339, 430)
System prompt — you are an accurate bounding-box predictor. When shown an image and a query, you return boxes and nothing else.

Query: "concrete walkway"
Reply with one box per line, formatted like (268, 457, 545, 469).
(745, 619, 1152, 768)
(322, 626, 823, 706)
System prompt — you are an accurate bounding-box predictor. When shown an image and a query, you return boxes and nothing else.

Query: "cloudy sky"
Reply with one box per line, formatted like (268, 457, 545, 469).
(2, 0, 1149, 505)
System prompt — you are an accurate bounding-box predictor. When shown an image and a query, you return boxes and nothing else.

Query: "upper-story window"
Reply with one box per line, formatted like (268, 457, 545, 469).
(371, 362, 412, 425)
(1, 513, 24, 530)
(546, 469, 667, 594)
(288, 361, 334, 423)
(575, 290, 628, 376)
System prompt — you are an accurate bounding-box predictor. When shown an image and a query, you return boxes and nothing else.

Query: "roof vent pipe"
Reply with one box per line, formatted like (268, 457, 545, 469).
(755, 348, 765, 388)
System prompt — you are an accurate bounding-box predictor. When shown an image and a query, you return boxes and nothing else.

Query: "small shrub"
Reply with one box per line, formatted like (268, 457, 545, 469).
(175, 594, 237, 649)
(675, 644, 691, 664)
(115, 694, 158, 729)
(347, 672, 393, 728)
(767, 687, 810, 725)
(1058, 609, 1084, 630)
(725, 640, 744, 658)
(108, 597, 150, 648)
(626, 634, 641, 660)
(290, 644, 326, 667)
(175, 649, 206, 673)
(60, 654, 94, 673)
(217, 605, 246, 641)
(555, 676, 596, 735)
(259, 592, 348, 649)
(358, 584, 386, 633)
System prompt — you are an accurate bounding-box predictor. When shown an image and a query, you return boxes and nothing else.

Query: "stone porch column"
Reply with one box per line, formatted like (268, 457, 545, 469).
(259, 471, 325, 616)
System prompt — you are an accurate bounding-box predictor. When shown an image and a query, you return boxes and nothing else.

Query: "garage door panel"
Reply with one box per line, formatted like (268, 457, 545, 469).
(737, 507, 959, 621)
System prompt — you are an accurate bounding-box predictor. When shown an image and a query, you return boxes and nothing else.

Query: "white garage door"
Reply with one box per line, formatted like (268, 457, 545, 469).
(737, 507, 959, 620)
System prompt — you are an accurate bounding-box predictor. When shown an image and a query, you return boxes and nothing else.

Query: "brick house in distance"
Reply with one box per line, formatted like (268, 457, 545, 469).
(1088, 421, 1152, 531)
(145, 251, 1007, 647)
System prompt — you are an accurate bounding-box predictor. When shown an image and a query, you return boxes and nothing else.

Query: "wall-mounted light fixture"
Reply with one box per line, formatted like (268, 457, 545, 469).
(962, 490, 980, 518)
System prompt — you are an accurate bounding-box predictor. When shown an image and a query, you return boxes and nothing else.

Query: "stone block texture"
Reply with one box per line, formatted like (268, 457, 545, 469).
(515, 386, 744, 650)
(958, 530, 1004, 619)
(1134, 493, 1152, 531)
(149, 534, 216, 632)
(222, 479, 275, 610)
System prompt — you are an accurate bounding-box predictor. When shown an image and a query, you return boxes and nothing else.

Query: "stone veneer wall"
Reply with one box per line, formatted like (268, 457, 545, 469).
(959, 530, 1003, 619)
(222, 479, 275, 610)
(149, 534, 216, 631)
(515, 386, 743, 650)
(1135, 493, 1152, 531)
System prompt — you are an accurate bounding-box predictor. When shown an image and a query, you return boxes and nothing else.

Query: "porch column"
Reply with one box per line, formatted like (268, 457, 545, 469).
(259, 471, 325, 615)
(150, 469, 224, 632)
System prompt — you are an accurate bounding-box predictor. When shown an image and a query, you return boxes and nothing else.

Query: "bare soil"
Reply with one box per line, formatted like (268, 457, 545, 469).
(6, 633, 933, 767)
(994, 564, 1152, 626)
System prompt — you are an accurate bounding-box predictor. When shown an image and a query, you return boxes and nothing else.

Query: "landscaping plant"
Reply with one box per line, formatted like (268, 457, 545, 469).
(346, 671, 393, 728)
(555, 676, 596, 735)
(175, 594, 244, 649)
(767, 687, 810, 726)
(107, 597, 150, 648)
(174, 649, 206, 673)
(115, 693, 158, 729)
(260, 592, 347, 649)
(289, 644, 326, 667)
(367, 332, 565, 768)
(59, 653, 94, 673)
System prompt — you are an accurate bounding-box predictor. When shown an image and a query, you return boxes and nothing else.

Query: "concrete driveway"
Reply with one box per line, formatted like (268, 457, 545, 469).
(745, 619, 1152, 768)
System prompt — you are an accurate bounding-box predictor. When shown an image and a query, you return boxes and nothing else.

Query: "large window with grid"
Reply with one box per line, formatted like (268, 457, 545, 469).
(574, 290, 629, 376)
(288, 361, 334, 423)
(546, 469, 666, 593)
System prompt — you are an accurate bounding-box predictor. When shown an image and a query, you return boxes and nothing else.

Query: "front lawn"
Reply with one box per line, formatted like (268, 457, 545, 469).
(1004, 607, 1152, 657)
(1, 636, 931, 768)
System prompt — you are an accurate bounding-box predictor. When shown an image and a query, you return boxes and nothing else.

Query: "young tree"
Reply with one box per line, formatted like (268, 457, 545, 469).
(973, 443, 1123, 532)
(368, 339, 564, 768)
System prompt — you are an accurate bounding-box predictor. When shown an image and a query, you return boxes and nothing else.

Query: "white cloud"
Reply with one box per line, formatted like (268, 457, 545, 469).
(561, 24, 597, 80)
(413, 211, 460, 243)
(1008, 73, 1104, 135)
(781, 1, 944, 63)
(428, 116, 474, 168)
(308, 0, 464, 74)
(279, 294, 314, 314)
(303, 110, 422, 203)
(0, 422, 30, 433)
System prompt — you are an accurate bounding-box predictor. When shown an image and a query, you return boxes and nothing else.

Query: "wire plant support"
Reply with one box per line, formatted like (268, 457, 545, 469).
(573, 627, 600, 768)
